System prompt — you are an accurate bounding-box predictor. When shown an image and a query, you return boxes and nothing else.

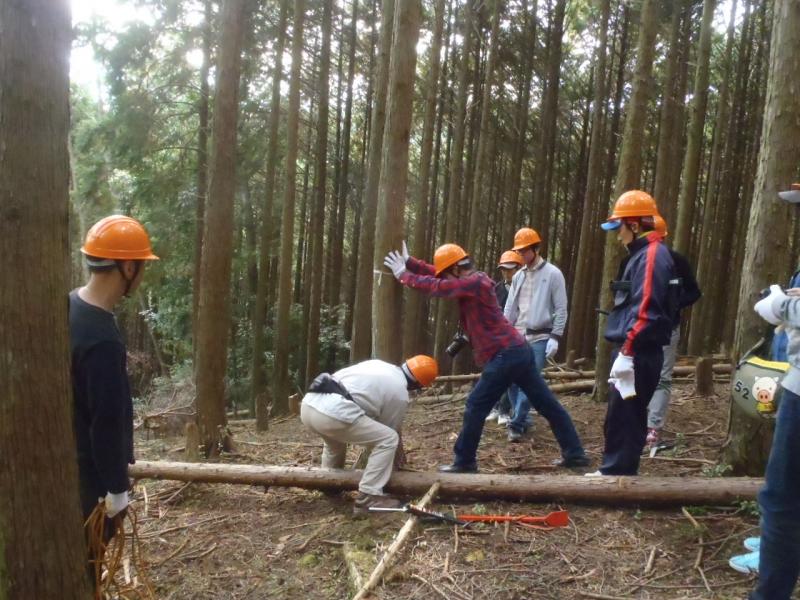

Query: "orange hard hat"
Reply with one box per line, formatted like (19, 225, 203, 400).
(433, 243, 469, 276)
(607, 190, 658, 220)
(512, 228, 542, 251)
(498, 250, 523, 268)
(654, 214, 668, 237)
(81, 215, 159, 261)
(403, 355, 439, 387)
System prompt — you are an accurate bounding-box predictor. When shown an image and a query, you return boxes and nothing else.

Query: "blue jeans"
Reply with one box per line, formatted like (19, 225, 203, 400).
(451, 343, 585, 466)
(751, 388, 800, 600)
(508, 339, 547, 433)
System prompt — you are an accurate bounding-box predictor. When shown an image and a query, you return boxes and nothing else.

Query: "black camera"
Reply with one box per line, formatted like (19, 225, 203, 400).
(445, 331, 470, 357)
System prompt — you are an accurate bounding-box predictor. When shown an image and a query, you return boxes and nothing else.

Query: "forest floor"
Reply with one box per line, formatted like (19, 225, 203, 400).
(123, 371, 773, 600)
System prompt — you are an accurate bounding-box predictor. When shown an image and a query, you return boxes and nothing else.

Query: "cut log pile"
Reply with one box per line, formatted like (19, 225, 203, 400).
(129, 461, 761, 507)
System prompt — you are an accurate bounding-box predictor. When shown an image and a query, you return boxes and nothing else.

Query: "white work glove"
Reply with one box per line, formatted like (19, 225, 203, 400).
(545, 338, 559, 359)
(754, 284, 787, 326)
(608, 353, 636, 400)
(401, 240, 410, 262)
(383, 250, 407, 279)
(104, 491, 129, 518)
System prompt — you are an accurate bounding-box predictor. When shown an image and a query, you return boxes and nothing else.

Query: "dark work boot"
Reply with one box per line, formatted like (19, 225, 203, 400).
(353, 492, 403, 515)
(437, 462, 478, 474)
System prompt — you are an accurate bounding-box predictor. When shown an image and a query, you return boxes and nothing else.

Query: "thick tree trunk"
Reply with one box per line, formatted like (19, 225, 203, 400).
(250, 0, 289, 430)
(193, 0, 213, 362)
(195, 0, 247, 455)
(724, 0, 800, 475)
(404, 0, 446, 357)
(673, 0, 716, 257)
(305, 0, 333, 383)
(0, 0, 91, 594)
(273, 0, 307, 414)
(566, 0, 610, 357)
(372, 0, 421, 362)
(351, 0, 395, 362)
(130, 461, 762, 507)
(594, 0, 659, 403)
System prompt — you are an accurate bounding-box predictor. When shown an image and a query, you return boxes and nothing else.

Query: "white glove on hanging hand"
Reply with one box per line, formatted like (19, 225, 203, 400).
(754, 284, 787, 326)
(104, 491, 129, 518)
(401, 240, 410, 262)
(608, 353, 636, 400)
(545, 338, 559, 359)
(383, 250, 407, 279)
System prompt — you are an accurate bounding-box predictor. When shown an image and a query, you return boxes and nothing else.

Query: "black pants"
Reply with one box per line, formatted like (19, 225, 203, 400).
(599, 347, 664, 475)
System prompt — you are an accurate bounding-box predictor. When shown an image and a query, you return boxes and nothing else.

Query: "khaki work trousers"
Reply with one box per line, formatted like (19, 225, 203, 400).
(300, 403, 398, 496)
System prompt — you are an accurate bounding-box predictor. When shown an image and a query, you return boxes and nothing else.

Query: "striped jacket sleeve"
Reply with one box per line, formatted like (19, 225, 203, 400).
(622, 242, 672, 355)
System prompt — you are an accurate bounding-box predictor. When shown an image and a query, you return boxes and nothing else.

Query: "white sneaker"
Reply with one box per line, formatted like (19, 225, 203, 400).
(584, 470, 604, 477)
(497, 414, 511, 426)
(485, 408, 500, 422)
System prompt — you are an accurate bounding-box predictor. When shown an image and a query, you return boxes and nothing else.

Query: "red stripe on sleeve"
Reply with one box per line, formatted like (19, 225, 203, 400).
(622, 240, 658, 355)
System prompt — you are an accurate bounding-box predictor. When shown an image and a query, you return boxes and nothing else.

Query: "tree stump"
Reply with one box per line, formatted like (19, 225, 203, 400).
(288, 393, 301, 416)
(185, 422, 200, 462)
(695, 357, 714, 396)
(566, 349, 577, 368)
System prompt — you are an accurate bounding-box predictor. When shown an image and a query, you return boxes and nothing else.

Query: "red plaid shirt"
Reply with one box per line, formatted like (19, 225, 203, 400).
(399, 258, 525, 365)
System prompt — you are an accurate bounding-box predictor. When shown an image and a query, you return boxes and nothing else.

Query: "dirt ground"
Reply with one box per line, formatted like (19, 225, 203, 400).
(121, 374, 771, 600)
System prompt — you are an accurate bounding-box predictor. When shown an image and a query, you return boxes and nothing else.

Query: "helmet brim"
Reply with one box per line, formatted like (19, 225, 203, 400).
(778, 190, 800, 204)
(601, 220, 622, 231)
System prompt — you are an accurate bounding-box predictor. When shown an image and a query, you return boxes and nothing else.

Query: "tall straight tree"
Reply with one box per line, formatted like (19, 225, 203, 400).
(673, 0, 716, 256)
(532, 0, 567, 246)
(652, 0, 688, 225)
(404, 0, 446, 357)
(306, 0, 333, 382)
(273, 0, 306, 413)
(195, 0, 247, 454)
(503, 0, 538, 246)
(434, 0, 474, 369)
(373, 0, 422, 361)
(466, 0, 501, 249)
(687, 0, 738, 355)
(724, 0, 800, 475)
(351, 0, 395, 361)
(251, 0, 289, 431)
(329, 0, 359, 320)
(593, 0, 660, 403)
(193, 0, 213, 360)
(0, 0, 90, 595)
(566, 0, 611, 357)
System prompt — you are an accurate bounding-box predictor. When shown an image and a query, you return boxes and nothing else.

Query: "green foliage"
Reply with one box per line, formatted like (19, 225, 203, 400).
(702, 463, 733, 478)
(737, 500, 760, 518)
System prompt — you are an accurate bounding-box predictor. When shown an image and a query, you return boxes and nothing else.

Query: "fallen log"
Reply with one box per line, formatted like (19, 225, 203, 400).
(129, 461, 762, 507)
(433, 363, 732, 384)
(416, 379, 596, 404)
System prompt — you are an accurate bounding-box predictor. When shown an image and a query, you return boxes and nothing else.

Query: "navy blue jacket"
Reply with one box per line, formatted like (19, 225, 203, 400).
(605, 233, 675, 354)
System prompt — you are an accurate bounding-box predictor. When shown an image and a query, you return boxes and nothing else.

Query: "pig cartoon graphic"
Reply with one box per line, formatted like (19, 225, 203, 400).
(752, 376, 780, 415)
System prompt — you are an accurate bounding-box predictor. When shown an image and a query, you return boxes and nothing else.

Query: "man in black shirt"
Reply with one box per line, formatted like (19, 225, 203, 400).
(645, 215, 701, 448)
(70, 215, 158, 543)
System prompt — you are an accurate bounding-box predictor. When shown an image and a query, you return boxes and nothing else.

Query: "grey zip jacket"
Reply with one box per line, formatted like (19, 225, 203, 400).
(773, 297, 800, 396)
(503, 259, 568, 339)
